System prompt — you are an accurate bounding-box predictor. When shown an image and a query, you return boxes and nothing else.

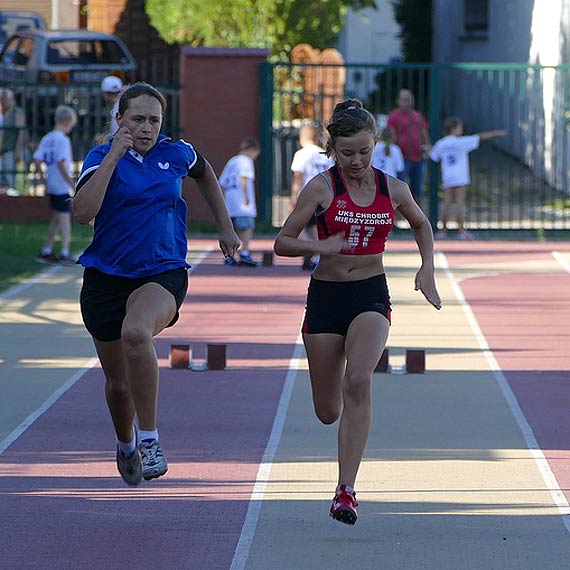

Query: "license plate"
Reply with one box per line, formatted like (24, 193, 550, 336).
(70, 70, 109, 82)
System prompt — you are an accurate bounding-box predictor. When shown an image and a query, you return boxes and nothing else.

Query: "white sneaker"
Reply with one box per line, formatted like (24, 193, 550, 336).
(140, 439, 168, 480)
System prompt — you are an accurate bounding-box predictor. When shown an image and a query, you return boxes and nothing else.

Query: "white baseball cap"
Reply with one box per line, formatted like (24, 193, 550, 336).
(101, 76, 123, 93)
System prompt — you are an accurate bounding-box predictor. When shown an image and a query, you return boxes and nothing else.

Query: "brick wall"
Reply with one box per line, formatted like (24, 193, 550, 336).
(0, 196, 50, 222)
(179, 47, 268, 222)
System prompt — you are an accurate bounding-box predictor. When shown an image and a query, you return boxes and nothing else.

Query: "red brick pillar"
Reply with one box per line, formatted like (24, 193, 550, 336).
(179, 47, 269, 223)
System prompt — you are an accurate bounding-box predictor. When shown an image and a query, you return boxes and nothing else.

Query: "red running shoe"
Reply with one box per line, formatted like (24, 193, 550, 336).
(330, 485, 359, 525)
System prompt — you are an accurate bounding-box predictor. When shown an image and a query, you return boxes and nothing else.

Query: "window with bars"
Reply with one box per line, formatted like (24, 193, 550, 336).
(464, 0, 489, 35)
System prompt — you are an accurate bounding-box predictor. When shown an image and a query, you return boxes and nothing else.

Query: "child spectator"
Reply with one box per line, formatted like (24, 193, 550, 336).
(290, 123, 334, 270)
(33, 105, 78, 264)
(429, 116, 506, 239)
(371, 126, 404, 178)
(219, 138, 260, 266)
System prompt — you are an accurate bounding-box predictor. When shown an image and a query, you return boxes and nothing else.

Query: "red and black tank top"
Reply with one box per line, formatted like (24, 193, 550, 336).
(316, 164, 395, 255)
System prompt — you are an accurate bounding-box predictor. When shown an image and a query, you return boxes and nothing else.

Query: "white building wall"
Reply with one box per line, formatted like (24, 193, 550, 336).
(337, 1, 402, 64)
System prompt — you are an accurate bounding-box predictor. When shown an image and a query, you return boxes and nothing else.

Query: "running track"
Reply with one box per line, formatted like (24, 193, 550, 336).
(0, 238, 569, 569)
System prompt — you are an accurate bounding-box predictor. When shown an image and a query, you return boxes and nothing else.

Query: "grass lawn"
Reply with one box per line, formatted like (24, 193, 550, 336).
(0, 222, 94, 293)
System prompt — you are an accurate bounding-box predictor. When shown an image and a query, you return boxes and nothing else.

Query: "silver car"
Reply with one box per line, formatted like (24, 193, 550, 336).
(0, 28, 136, 84)
(0, 28, 137, 132)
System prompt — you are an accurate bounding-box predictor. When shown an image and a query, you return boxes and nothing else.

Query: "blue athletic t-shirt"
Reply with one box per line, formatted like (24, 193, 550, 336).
(76, 135, 204, 278)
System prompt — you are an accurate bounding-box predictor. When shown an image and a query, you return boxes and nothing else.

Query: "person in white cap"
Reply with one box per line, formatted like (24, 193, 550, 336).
(94, 76, 124, 143)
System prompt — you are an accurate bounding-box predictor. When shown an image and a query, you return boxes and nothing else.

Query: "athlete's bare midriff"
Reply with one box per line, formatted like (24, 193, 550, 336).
(312, 252, 385, 281)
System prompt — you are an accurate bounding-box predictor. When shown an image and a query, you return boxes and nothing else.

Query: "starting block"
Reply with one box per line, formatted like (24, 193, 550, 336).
(375, 348, 426, 375)
(170, 345, 190, 369)
(262, 251, 274, 267)
(169, 343, 227, 371)
(405, 349, 426, 374)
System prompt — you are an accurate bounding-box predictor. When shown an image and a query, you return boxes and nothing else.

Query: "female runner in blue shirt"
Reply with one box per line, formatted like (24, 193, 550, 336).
(274, 99, 441, 525)
(73, 82, 239, 486)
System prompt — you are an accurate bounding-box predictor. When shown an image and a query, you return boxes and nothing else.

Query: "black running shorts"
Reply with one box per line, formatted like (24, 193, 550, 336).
(80, 267, 188, 342)
(302, 274, 391, 336)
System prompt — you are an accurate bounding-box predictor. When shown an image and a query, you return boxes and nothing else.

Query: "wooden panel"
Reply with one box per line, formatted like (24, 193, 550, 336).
(88, 0, 127, 33)
(0, 2, 51, 28)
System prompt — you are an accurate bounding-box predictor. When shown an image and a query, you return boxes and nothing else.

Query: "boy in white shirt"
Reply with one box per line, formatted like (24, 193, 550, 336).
(33, 105, 78, 264)
(429, 117, 506, 239)
(371, 126, 404, 178)
(290, 123, 334, 270)
(219, 138, 260, 266)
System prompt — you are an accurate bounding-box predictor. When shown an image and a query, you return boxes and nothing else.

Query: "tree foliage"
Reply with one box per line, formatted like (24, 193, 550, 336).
(392, 0, 432, 62)
(145, 0, 377, 57)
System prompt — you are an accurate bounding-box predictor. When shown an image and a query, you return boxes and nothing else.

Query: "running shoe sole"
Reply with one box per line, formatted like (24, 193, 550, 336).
(143, 465, 168, 481)
(330, 507, 357, 525)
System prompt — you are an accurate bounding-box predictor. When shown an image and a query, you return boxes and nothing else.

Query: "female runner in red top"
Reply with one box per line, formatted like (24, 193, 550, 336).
(274, 99, 441, 525)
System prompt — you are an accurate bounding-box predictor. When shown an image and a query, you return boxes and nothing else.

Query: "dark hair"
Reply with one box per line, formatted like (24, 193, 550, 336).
(117, 82, 167, 116)
(240, 137, 259, 152)
(380, 126, 394, 156)
(325, 99, 377, 156)
(443, 116, 462, 136)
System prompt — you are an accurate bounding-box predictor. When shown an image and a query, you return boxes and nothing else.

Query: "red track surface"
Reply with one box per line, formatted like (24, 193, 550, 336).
(444, 245, 570, 502)
(2, 240, 570, 569)
(0, 252, 309, 570)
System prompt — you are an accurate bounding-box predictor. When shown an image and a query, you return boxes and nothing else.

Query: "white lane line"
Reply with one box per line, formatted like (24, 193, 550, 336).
(0, 357, 98, 455)
(553, 251, 570, 273)
(437, 252, 570, 534)
(230, 334, 305, 570)
(0, 265, 62, 301)
(0, 248, 213, 456)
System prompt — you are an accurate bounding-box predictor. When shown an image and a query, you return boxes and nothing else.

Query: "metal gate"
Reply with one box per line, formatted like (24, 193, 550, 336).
(0, 81, 179, 196)
(259, 62, 570, 232)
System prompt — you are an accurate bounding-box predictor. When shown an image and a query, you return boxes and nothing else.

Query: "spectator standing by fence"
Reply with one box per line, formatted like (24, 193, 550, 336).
(387, 89, 430, 201)
(371, 126, 404, 179)
(429, 116, 506, 239)
(219, 138, 260, 267)
(33, 105, 78, 264)
(290, 123, 334, 270)
(0, 88, 26, 195)
(93, 76, 124, 145)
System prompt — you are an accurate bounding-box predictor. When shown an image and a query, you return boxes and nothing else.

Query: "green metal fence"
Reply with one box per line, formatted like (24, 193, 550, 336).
(260, 62, 570, 232)
(0, 81, 179, 196)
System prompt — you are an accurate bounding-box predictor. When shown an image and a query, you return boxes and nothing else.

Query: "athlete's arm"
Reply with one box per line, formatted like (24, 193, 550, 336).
(274, 175, 347, 257)
(72, 127, 133, 224)
(389, 177, 442, 310)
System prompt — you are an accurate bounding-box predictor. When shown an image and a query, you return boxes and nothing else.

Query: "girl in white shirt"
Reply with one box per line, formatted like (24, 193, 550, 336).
(429, 117, 506, 239)
(371, 127, 404, 179)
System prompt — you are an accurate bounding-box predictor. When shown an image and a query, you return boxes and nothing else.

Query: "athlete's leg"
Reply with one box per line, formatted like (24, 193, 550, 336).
(302, 333, 346, 424)
(93, 338, 135, 443)
(338, 311, 389, 488)
(121, 282, 177, 431)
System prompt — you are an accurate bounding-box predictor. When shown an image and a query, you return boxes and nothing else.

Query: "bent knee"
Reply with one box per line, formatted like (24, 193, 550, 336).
(343, 370, 371, 404)
(314, 404, 341, 425)
(121, 324, 152, 354)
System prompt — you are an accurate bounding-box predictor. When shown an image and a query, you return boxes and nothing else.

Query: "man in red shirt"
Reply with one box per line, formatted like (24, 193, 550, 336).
(387, 89, 430, 201)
